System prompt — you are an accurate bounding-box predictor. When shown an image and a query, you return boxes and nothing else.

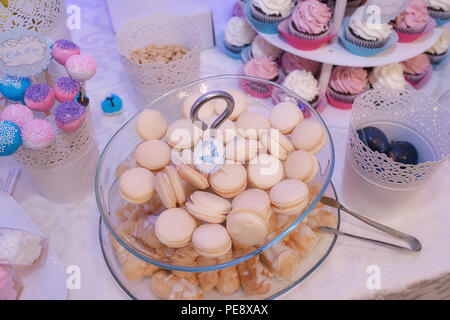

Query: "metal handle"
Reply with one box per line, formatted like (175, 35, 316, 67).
(190, 91, 234, 131)
(320, 196, 422, 252)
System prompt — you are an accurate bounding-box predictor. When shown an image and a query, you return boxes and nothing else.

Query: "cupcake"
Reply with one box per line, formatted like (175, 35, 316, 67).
(346, 6, 393, 49)
(401, 54, 431, 84)
(426, 27, 449, 64)
(424, 0, 450, 21)
(394, 0, 430, 41)
(251, 0, 294, 24)
(251, 35, 283, 60)
(369, 63, 407, 90)
(327, 66, 368, 108)
(281, 52, 322, 75)
(241, 57, 281, 98)
(288, 0, 332, 40)
(282, 69, 320, 107)
(224, 17, 257, 53)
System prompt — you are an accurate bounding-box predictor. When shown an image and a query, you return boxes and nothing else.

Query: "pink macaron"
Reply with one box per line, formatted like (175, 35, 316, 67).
(54, 77, 80, 103)
(65, 54, 97, 81)
(54, 101, 86, 133)
(22, 119, 55, 150)
(52, 39, 80, 65)
(24, 84, 55, 113)
(0, 104, 34, 129)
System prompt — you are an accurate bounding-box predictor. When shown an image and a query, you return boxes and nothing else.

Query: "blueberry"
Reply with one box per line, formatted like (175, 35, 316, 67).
(357, 126, 390, 153)
(388, 141, 418, 165)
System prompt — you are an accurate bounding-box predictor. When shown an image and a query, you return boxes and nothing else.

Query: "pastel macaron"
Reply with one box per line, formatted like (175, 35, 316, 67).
(192, 224, 232, 258)
(247, 154, 284, 190)
(225, 136, 259, 163)
(176, 164, 209, 190)
(290, 120, 326, 154)
(270, 179, 309, 216)
(284, 150, 318, 183)
(21, 119, 55, 150)
(155, 208, 197, 248)
(226, 208, 269, 246)
(54, 77, 80, 103)
(232, 188, 271, 219)
(269, 101, 303, 134)
(0, 104, 33, 129)
(214, 89, 248, 121)
(154, 165, 186, 209)
(186, 191, 232, 223)
(236, 111, 270, 140)
(259, 128, 294, 161)
(135, 140, 171, 171)
(166, 118, 202, 150)
(182, 93, 215, 121)
(202, 115, 236, 144)
(51, 39, 80, 65)
(24, 84, 55, 113)
(54, 101, 86, 132)
(119, 167, 155, 204)
(134, 109, 168, 140)
(209, 163, 247, 198)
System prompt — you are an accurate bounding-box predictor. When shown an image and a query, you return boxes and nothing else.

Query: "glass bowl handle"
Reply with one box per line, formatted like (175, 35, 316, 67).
(190, 91, 235, 131)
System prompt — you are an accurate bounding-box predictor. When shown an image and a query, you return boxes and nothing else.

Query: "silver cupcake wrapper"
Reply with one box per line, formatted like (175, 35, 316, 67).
(345, 26, 388, 49)
(427, 7, 450, 20)
(250, 3, 290, 23)
(426, 52, 448, 64)
(288, 19, 332, 40)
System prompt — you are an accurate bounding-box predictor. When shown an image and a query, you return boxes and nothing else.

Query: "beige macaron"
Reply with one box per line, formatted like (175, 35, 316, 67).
(290, 120, 326, 154)
(259, 128, 294, 161)
(154, 165, 186, 209)
(226, 208, 269, 246)
(166, 119, 202, 150)
(182, 93, 215, 120)
(155, 208, 197, 248)
(171, 148, 193, 166)
(202, 115, 236, 144)
(135, 139, 171, 171)
(284, 150, 319, 183)
(232, 188, 271, 219)
(269, 179, 309, 216)
(225, 136, 259, 163)
(192, 224, 232, 258)
(119, 167, 155, 204)
(176, 164, 209, 190)
(186, 191, 232, 223)
(247, 154, 284, 190)
(269, 101, 303, 134)
(209, 163, 247, 198)
(236, 111, 270, 140)
(135, 109, 168, 140)
(214, 89, 248, 121)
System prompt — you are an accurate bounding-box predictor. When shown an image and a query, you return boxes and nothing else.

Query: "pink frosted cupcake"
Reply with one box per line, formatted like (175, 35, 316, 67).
(327, 66, 368, 109)
(241, 57, 281, 98)
(394, 0, 430, 41)
(288, 0, 332, 40)
(401, 54, 432, 84)
(281, 52, 322, 76)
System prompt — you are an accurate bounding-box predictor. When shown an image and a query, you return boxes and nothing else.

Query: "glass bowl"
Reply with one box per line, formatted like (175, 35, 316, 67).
(95, 75, 335, 272)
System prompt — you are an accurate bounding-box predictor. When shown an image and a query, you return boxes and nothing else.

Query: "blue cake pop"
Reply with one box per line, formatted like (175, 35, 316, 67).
(0, 75, 31, 102)
(101, 94, 123, 116)
(0, 120, 22, 156)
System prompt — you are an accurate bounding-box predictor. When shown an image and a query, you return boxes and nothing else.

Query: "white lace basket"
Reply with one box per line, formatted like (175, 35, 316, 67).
(114, 13, 201, 104)
(15, 111, 99, 204)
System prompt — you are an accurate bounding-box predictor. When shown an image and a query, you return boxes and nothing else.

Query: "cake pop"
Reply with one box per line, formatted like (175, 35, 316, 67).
(51, 39, 80, 65)
(0, 75, 31, 102)
(21, 119, 55, 150)
(54, 101, 86, 132)
(54, 77, 80, 103)
(0, 104, 33, 129)
(24, 84, 55, 114)
(65, 54, 97, 81)
(0, 120, 22, 156)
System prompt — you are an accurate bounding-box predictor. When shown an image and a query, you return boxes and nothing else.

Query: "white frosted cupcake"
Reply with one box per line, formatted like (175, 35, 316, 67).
(369, 63, 407, 90)
(251, 35, 282, 60)
(426, 27, 449, 64)
(251, 0, 294, 23)
(425, 0, 450, 20)
(224, 17, 257, 53)
(346, 6, 393, 49)
(282, 69, 320, 106)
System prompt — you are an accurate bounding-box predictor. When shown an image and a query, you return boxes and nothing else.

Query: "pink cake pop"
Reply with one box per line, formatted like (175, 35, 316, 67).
(65, 54, 97, 81)
(21, 119, 55, 150)
(52, 39, 80, 65)
(0, 104, 33, 129)
(54, 77, 80, 103)
(54, 101, 86, 133)
(24, 84, 55, 113)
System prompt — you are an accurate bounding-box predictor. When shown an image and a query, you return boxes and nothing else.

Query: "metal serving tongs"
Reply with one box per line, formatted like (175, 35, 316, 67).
(319, 196, 422, 253)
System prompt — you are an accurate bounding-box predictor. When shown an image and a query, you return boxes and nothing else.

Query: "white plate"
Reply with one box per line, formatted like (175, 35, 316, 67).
(0, 192, 67, 300)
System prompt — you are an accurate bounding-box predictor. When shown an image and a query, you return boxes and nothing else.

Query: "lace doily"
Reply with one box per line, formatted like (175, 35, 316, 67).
(114, 13, 201, 89)
(0, 0, 65, 37)
(348, 89, 449, 190)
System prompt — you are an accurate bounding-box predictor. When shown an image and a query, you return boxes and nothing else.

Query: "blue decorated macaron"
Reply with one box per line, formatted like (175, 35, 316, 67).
(0, 75, 31, 103)
(101, 94, 123, 116)
(0, 120, 22, 156)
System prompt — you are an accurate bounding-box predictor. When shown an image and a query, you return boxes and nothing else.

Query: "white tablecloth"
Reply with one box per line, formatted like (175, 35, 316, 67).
(2, 0, 449, 300)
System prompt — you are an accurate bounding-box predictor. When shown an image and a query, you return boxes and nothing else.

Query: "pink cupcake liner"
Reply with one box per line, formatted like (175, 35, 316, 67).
(239, 66, 285, 99)
(326, 88, 354, 109)
(271, 87, 326, 117)
(395, 18, 436, 43)
(278, 19, 337, 51)
(404, 64, 433, 89)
